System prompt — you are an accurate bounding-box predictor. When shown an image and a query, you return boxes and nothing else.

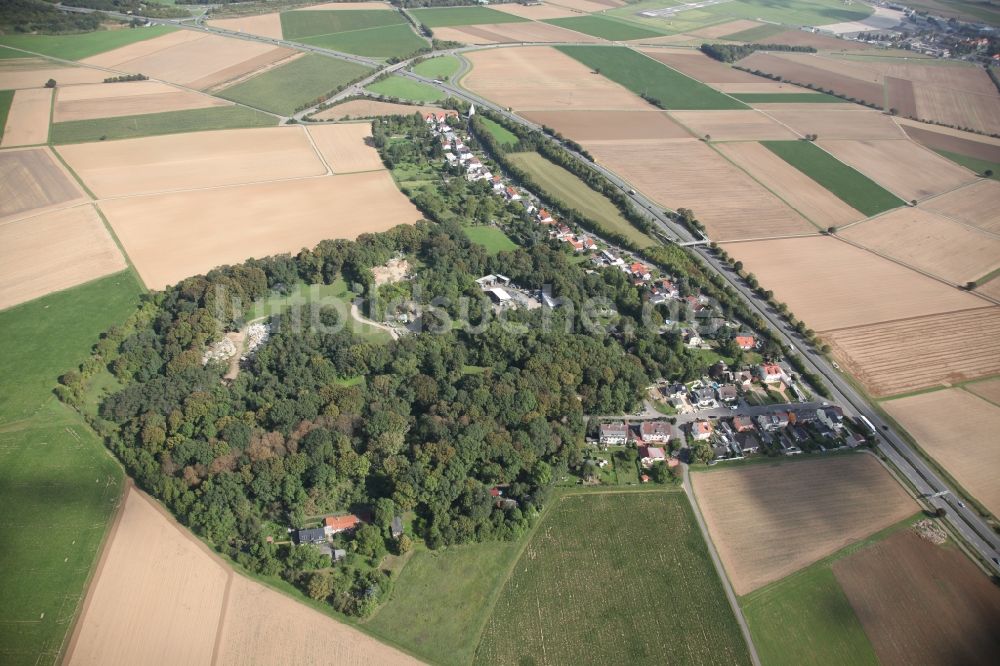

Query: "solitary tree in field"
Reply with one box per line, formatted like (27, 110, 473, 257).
(704, 134, 711, 142)
(983, 169, 994, 178)
(826, 226, 837, 234)
(44, 78, 56, 88)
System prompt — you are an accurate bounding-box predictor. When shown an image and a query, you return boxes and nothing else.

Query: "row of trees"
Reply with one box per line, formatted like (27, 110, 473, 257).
(699, 42, 815, 63)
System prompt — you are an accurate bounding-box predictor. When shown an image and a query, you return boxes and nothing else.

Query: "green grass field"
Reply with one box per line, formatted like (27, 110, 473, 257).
(933, 149, 999, 180)
(0, 47, 32, 59)
(0, 271, 143, 666)
(0, 89, 14, 143)
(733, 92, 844, 103)
(762, 140, 906, 216)
(721, 22, 788, 41)
(556, 45, 748, 110)
(474, 491, 751, 665)
(280, 9, 405, 39)
(545, 15, 666, 41)
(479, 116, 517, 146)
(464, 226, 518, 254)
(365, 541, 523, 665)
(0, 26, 176, 61)
(49, 105, 277, 144)
(412, 55, 461, 80)
(507, 151, 656, 247)
(609, 0, 872, 34)
(367, 75, 444, 103)
(301, 23, 427, 59)
(218, 54, 371, 115)
(411, 7, 527, 27)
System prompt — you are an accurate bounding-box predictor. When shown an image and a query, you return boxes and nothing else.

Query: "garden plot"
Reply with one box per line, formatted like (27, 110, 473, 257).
(0, 88, 51, 147)
(53, 80, 230, 123)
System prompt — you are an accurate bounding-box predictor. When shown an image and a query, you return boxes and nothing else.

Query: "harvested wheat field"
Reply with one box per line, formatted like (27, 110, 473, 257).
(434, 21, 604, 45)
(725, 236, 982, 331)
(0, 147, 86, 221)
(922, 179, 1000, 234)
(53, 80, 230, 123)
(967, 377, 1000, 406)
(640, 49, 764, 84)
(669, 110, 796, 141)
(520, 109, 689, 141)
(463, 46, 648, 111)
(66, 486, 417, 666)
(492, 2, 578, 18)
(843, 207, 1000, 283)
(314, 100, 455, 120)
(80, 29, 204, 68)
(977, 278, 1000, 303)
(833, 530, 1000, 666)
(306, 122, 384, 173)
(100, 170, 421, 288)
(717, 142, 862, 229)
(584, 138, 815, 240)
(692, 455, 916, 595)
(762, 108, 904, 140)
(883, 388, 1000, 517)
(1, 88, 51, 147)
(207, 13, 284, 39)
(820, 138, 977, 202)
(58, 126, 326, 198)
(0, 58, 107, 89)
(824, 307, 1000, 397)
(916, 86, 1000, 138)
(0, 205, 126, 310)
(738, 53, 884, 107)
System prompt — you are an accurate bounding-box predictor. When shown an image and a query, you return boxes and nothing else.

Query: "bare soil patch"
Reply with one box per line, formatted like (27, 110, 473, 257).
(58, 126, 326, 198)
(314, 99, 454, 121)
(669, 109, 797, 140)
(520, 109, 689, 141)
(725, 235, 982, 331)
(462, 46, 648, 111)
(833, 530, 1000, 666)
(717, 142, 862, 229)
(883, 388, 1000, 517)
(207, 13, 284, 39)
(824, 307, 1000, 397)
(0, 204, 126, 310)
(900, 121, 1000, 162)
(0, 58, 107, 89)
(978, 278, 1000, 302)
(306, 122, 384, 173)
(885, 76, 916, 118)
(842, 207, 1000, 283)
(583, 137, 814, 240)
(1, 88, 51, 147)
(922, 180, 1000, 234)
(434, 21, 604, 45)
(640, 49, 763, 84)
(0, 147, 85, 220)
(692, 455, 917, 596)
(820, 138, 977, 201)
(100, 170, 421, 289)
(739, 52, 884, 107)
(53, 81, 230, 123)
(762, 108, 904, 140)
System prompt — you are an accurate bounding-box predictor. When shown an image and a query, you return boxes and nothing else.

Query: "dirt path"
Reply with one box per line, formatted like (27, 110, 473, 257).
(350, 301, 400, 340)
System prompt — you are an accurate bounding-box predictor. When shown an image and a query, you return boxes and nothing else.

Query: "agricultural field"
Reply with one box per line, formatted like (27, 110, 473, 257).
(366, 541, 523, 665)
(882, 388, 1000, 517)
(763, 108, 903, 141)
(282, 9, 426, 58)
(313, 99, 455, 121)
(520, 109, 689, 141)
(0, 147, 86, 220)
(731, 92, 845, 103)
(583, 138, 815, 240)
(0, 57, 110, 89)
(478, 116, 517, 146)
(724, 235, 982, 331)
(832, 530, 1000, 665)
(411, 7, 527, 27)
(544, 15, 665, 40)
(411, 55, 460, 80)
(841, 207, 1000, 285)
(967, 377, 1000, 406)
(475, 491, 751, 665)
(490, 2, 580, 20)
(722, 22, 787, 41)
(432, 21, 604, 45)
(639, 48, 766, 86)
(738, 52, 885, 108)
(761, 140, 904, 216)
(207, 12, 284, 39)
(52, 81, 230, 123)
(306, 122, 385, 173)
(0, 272, 141, 666)
(49, 105, 277, 144)
(716, 142, 863, 229)
(898, 118, 1000, 164)
(557, 45, 748, 110)
(506, 151, 655, 247)
(464, 226, 518, 255)
(691, 455, 917, 595)
(0, 26, 177, 61)
(217, 54, 370, 115)
(367, 76, 445, 103)
(823, 307, 1000, 397)
(669, 109, 797, 141)
(609, 0, 872, 34)
(1, 88, 50, 147)
(0, 89, 13, 142)
(921, 179, 1000, 234)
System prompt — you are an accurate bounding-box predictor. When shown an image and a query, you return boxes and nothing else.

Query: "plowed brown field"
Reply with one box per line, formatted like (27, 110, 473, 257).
(640, 49, 763, 83)
(738, 52, 884, 107)
(762, 108, 904, 140)
(914, 86, 1000, 137)
(824, 307, 1000, 396)
(1, 88, 51, 147)
(306, 122, 384, 173)
(53, 81, 230, 122)
(669, 109, 797, 140)
(0, 205, 126, 310)
(584, 138, 814, 240)
(0, 58, 107, 89)
(724, 236, 982, 331)
(520, 109, 690, 141)
(833, 530, 1000, 666)
(897, 118, 1000, 162)
(885, 76, 917, 118)
(841, 207, 1000, 284)
(922, 180, 1000, 234)
(692, 455, 917, 595)
(0, 147, 85, 220)
(883, 388, 1000, 517)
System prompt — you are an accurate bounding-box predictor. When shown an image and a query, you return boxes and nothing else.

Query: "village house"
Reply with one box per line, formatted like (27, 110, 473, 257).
(639, 445, 667, 467)
(505, 186, 521, 201)
(736, 432, 760, 455)
(818, 406, 845, 430)
(537, 208, 553, 223)
(599, 422, 628, 445)
(756, 363, 784, 384)
(629, 262, 652, 281)
(639, 420, 673, 443)
(757, 412, 790, 432)
(732, 415, 755, 432)
(735, 335, 756, 350)
(691, 420, 713, 441)
(717, 384, 738, 403)
(691, 386, 716, 408)
(296, 527, 326, 545)
(324, 514, 361, 535)
(391, 516, 404, 539)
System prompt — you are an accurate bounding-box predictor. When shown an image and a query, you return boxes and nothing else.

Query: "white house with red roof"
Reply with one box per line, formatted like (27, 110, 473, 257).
(756, 363, 784, 383)
(691, 420, 713, 441)
(735, 335, 756, 350)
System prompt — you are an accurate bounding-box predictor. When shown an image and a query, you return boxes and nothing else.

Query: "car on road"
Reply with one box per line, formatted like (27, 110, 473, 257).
(957, 501, 966, 508)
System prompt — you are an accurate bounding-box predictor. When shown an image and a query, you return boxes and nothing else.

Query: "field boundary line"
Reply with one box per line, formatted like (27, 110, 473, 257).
(297, 21, 411, 44)
(629, 46, 752, 110)
(818, 304, 996, 335)
(90, 202, 149, 293)
(209, 570, 235, 666)
(301, 125, 333, 174)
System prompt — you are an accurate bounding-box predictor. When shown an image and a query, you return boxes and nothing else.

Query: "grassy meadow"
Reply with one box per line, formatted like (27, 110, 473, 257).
(0, 89, 14, 143)
(609, 0, 872, 34)
(280, 9, 425, 59)
(411, 7, 526, 27)
(367, 76, 445, 103)
(933, 149, 1000, 180)
(545, 15, 665, 41)
(0, 26, 176, 61)
(49, 105, 277, 144)
(412, 55, 461, 80)
(479, 116, 517, 146)
(464, 226, 518, 255)
(280, 9, 405, 39)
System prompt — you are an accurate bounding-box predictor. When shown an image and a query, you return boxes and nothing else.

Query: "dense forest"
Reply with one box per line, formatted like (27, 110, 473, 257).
(2, 0, 104, 33)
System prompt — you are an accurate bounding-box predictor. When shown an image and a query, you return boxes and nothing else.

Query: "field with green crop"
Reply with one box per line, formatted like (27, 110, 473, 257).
(365, 541, 523, 666)
(412, 55, 460, 80)
(367, 75, 444, 103)
(281, 9, 405, 39)
(49, 105, 276, 144)
(609, 0, 872, 34)
(762, 140, 906, 216)
(733, 92, 844, 103)
(475, 491, 750, 665)
(545, 15, 665, 41)
(0, 26, 176, 61)
(218, 54, 370, 115)
(411, 7, 527, 27)
(464, 226, 518, 255)
(556, 45, 748, 110)
(279, 9, 424, 59)
(0, 271, 143, 666)
(722, 22, 788, 41)
(479, 116, 517, 146)
(0, 89, 14, 142)
(933, 149, 1000, 181)
(507, 151, 656, 247)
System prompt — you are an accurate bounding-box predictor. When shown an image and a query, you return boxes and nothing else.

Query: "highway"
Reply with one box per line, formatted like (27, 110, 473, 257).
(53, 4, 1000, 572)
